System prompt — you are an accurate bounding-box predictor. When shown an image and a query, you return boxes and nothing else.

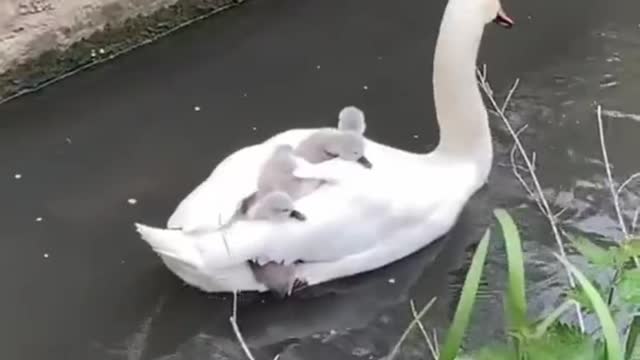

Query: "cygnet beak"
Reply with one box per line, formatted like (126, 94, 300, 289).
(357, 156, 373, 169)
(289, 210, 307, 221)
(493, 8, 514, 29)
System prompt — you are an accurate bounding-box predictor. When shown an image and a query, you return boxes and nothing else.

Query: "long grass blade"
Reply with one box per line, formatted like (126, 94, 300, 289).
(625, 315, 640, 360)
(554, 254, 623, 360)
(494, 209, 528, 330)
(440, 229, 492, 360)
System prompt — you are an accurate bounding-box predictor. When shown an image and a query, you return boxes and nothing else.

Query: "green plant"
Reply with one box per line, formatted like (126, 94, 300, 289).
(434, 209, 637, 360)
(439, 228, 492, 360)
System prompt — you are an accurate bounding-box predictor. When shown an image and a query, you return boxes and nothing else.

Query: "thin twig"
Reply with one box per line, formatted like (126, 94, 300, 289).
(554, 206, 570, 220)
(509, 125, 539, 208)
(230, 291, 256, 360)
(432, 329, 439, 355)
(531, 152, 537, 172)
(410, 300, 439, 359)
(615, 172, 640, 200)
(388, 297, 437, 360)
(501, 78, 520, 113)
(597, 105, 629, 237)
(477, 68, 586, 331)
(597, 106, 640, 269)
(632, 207, 639, 234)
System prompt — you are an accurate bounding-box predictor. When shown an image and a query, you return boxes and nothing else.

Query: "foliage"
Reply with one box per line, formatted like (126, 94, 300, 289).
(432, 209, 638, 360)
(439, 229, 491, 360)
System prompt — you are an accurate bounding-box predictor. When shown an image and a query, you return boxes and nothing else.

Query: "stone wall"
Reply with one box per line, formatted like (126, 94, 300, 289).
(0, 0, 244, 102)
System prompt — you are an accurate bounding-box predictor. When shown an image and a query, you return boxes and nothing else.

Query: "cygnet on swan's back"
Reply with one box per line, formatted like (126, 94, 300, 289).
(255, 144, 300, 198)
(246, 191, 307, 222)
(237, 144, 322, 217)
(293, 106, 372, 168)
(245, 191, 306, 297)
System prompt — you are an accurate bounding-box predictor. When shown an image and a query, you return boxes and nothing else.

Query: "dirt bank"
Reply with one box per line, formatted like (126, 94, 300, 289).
(0, 0, 245, 103)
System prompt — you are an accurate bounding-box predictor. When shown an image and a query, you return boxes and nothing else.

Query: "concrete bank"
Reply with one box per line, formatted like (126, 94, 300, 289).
(0, 0, 245, 103)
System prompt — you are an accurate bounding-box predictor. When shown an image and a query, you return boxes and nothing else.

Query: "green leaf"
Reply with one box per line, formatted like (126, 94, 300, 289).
(555, 254, 624, 360)
(532, 300, 576, 338)
(494, 209, 528, 331)
(567, 287, 596, 313)
(625, 315, 640, 360)
(440, 229, 491, 360)
(457, 345, 515, 360)
(618, 269, 640, 305)
(620, 239, 640, 264)
(461, 324, 604, 360)
(524, 323, 603, 360)
(567, 233, 617, 267)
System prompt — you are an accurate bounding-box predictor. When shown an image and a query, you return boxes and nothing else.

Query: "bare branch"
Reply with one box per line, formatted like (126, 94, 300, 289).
(410, 300, 439, 359)
(616, 172, 640, 200)
(501, 78, 520, 113)
(388, 297, 437, 360)
(597, 105, 629, 237)
(230, 291, 256, 360)
(477, 67, 585, 331)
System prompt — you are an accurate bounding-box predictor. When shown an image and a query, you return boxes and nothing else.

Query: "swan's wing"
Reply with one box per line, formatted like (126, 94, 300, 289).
(191, 177, 397, 267)
(167, 144, 270, 232)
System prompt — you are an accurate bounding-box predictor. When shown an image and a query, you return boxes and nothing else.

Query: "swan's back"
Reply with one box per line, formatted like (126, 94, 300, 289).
(167, 143, 270, 231)
(167, 129, 320, 232)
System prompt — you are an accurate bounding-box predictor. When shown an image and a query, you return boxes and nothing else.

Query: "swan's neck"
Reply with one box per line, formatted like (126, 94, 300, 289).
(431, 7, 492, 178)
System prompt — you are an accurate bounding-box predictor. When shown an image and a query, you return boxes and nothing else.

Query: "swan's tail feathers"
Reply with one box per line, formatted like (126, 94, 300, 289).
(338, 106, 366, 134)
(135, 223, 203, 269)
(167, 207, 190, 230)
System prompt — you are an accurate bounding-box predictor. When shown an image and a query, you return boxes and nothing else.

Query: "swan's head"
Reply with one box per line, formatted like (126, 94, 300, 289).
(482, 0, 515, 29)
(337, 106, 366, 134)
(324, 131, 373, 169)
(249, 191, 307, 222)
(463, 0, 514, 28)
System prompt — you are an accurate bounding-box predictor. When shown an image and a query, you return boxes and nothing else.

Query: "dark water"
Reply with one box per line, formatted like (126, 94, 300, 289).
(1, 0, 639, 359)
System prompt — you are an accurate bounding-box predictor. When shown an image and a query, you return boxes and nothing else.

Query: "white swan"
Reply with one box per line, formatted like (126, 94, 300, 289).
(135, 0, 514, 293)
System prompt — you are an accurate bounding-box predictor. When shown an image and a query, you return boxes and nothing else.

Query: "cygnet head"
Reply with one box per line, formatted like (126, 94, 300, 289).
(248, 191, 307, 222)
(454, 0, 514, 28)
(323, 131, 372, 168)
(264, 144, 297, 174)
(337, 106, 366, 134)
(331, 105, 372, 168)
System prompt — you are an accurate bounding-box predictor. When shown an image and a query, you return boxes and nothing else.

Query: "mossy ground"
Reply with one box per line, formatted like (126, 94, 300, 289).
(0, 0, 246, 103)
